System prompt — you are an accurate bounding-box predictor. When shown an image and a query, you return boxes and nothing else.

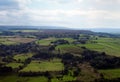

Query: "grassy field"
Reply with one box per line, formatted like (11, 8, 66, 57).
(36, 37, 57, 46)
(0, 37, 36, 45)
(14, 53, 34, 62)
(20, 58, 64, 72)
(36, 37, 75, 46)
(6, 63, 23, 69)
(55, 44, 83, 56)
(78, 37, 120, 56)
(0, 75, 48, 82)
(0, 38, 17, 45)
(99, 68, 120, 79)
(7, 37, 36, 43)
(0, 74, 76, 82)
(59, 38, 75, 43)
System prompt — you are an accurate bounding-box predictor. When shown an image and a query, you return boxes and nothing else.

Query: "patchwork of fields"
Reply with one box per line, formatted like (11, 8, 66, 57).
(0, 31, 120, 82)
(78, 38, 120, 56)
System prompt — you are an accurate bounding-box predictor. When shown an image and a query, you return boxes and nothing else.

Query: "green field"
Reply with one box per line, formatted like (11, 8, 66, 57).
(78, 37, 120, 56)
(0, 75, 48, 82)
(60, 38, 75, 43)
(0, 38, 17, 45)
(36, 37, 57, 46)
(0, 74, 76, 82)
(6, 63, 23, 69)
(36, 37, 75, 46)
(20, 59, 64, 72)
(0, 37, 36, 45)
(14, 53, 34, 62)
(99, 68, 120, 79)
(56, 44, 83, 56)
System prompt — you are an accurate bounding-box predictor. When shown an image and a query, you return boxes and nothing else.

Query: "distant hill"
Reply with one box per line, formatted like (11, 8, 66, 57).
(0, 26, 119, 34)
(89, 28, 120, 34)
(0, 26, 68, 30)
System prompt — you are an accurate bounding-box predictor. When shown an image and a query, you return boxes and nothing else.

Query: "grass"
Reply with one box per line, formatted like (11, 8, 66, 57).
(14, 53, 34, 62)
(36, 37, 75, 46)
(51, 69, 76, 82)
(56, 44, 83, 56)
(36, 37, 57, 46)
(0, 37, 36, 45)
(78, 37, 120, 56)
(99, 68, 120, 79)
(62, 75, 76, 81)
(7, 37, 36, 43)
(6, 63, 23, 69)
(20, 58, 64, 72)
(59, 38, 75, 43)
(0, 75, 48, 82)
(0, 38, 17, 45)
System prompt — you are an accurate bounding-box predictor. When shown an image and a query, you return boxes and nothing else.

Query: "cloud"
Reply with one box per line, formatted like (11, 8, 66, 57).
(0, 0, 31, 10)
(0, 0, 119, 28)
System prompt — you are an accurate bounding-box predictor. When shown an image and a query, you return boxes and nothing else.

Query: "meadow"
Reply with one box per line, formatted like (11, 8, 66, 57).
(6, 62, 23, 69)
(99, 68, 120, 79)
(55, 44, 83, 56)
(0, 37, 36, 45)
(0, 75, 48, 82)
(36, 37, 75, 46)
(20, 58, 64, 72)
(78, 37, 120, 56)
(0, 38, 17, 45)
(14, 53, 34, 62)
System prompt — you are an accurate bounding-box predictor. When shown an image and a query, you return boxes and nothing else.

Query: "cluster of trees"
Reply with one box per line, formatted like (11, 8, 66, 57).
(51, 39, 69, 45)
(82, 50, 120, 69)
(0, 66, 12, 75)
(0, 42, 42, 57)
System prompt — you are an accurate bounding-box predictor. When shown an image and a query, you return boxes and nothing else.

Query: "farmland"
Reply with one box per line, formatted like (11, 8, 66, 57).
(99, 68, 120, 79)
(0, 28, 120, 82)
(14, 53, 34, 62)
(78, 37, 120, 56)
(55, 44, 83, 56)
(20, 58, 64, 72)
(0, 37, 36, 45)
(0, 75, 48, 82)
(36, 37, 75, 46)
(6, 63, 23, 69)
(36, 37, 57, 46)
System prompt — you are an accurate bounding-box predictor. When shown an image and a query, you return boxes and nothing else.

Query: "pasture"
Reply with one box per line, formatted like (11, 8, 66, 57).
(55, 44, 83, 56)
(99, 68, 120, 79)
(20, 58, 64, 72)
(0, 38, 17, 45)
(0, 37, 36, 45)
(14, 53, 34, 62)
(36, 37, 75, 46)
(6, 63, 23, 69)
(78, 37, 120, 56)
(0, 75, 48, 82)
(36, 37, 57, 46)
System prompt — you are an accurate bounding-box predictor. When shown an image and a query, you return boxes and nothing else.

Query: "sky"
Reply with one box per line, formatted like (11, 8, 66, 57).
(0, 0, 120, 29)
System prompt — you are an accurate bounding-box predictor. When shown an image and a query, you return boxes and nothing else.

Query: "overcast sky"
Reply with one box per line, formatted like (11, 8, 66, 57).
(0, 0, 120, 28)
